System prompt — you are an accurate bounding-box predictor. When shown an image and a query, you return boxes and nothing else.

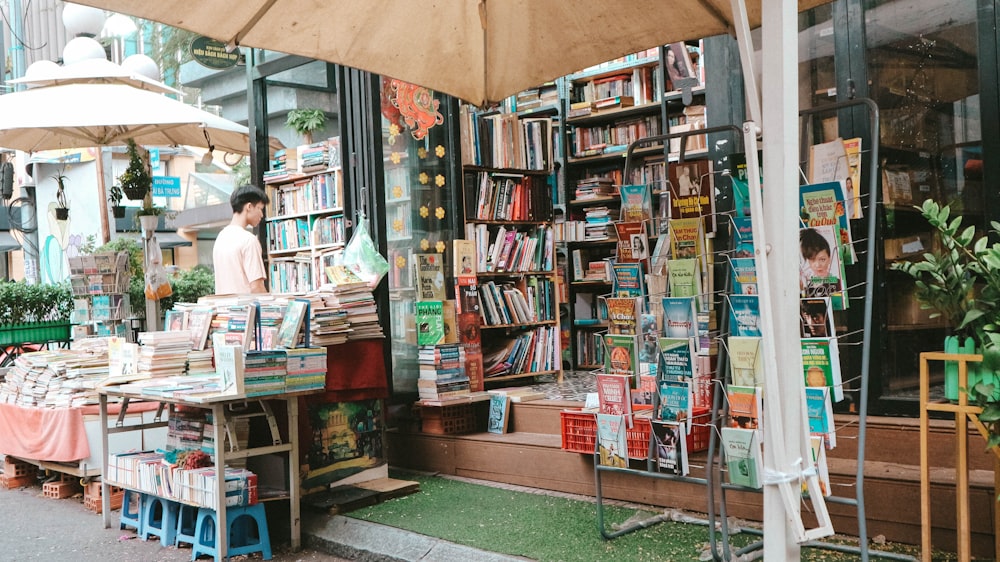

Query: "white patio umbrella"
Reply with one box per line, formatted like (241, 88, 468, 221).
(0, 82, 281, 155)
(7, 58, 183, 95)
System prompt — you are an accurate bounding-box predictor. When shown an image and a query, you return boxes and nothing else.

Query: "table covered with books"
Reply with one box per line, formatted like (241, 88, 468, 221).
(97, 384, 323, 556)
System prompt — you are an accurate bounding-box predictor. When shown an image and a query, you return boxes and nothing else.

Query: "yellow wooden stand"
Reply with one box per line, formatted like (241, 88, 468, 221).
(919, 351, 1000, 562)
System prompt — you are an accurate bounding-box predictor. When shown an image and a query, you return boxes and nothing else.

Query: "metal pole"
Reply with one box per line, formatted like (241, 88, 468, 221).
(760, 0, 803, 558)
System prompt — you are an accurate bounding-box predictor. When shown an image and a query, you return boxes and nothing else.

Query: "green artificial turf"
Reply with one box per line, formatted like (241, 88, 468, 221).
(347, 472, 940, 562)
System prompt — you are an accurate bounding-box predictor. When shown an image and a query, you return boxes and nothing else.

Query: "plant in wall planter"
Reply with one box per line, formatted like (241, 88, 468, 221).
(109, 183, 126, 218)
(285, 108, 327, 145)
(53, 174, 69, 221)
(892, 199, 1000, 404)
(0, 281, 74, 345)
(119, 138, 152, 201)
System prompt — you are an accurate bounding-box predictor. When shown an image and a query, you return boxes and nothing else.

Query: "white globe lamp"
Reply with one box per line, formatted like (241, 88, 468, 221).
(63, 36, 107, 65)
(62, 4, 106, 38)
(122, 54, 160, 81)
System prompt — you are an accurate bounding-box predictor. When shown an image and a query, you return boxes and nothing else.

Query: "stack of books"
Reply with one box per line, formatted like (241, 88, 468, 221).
(574, 177, 616, 201)
(0, 349, 110, 407)
(263, 148, 298, 184)
(297, 141, 330, 173)
(136, 331, 192, 378)
(284, 347, 328, 392)
(417, 343, 470, 401)
(583, 206, 614, 241)
(206, 301, 257, 349)
(243, 350, 287, 397)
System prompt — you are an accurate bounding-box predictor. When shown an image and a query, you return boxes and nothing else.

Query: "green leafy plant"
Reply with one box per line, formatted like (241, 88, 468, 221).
(966, 382, 1000, 454)
(160, 265, 215, 312)
(119, 138, 152, 201)
(0, 281, 73, 325)
(285, 108, 327, 144)
(892, 199, 1000, 369)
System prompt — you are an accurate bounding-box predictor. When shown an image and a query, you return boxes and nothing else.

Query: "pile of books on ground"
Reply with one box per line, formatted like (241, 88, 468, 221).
(136, 331, 192, 378)
(0, 349, 110, 407)
(574, 177, 616, 201)
(417, 343, 470, 401)
(313, 265, 385, 341)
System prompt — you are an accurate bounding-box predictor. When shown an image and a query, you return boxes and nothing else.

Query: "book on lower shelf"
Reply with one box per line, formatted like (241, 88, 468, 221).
(721, 426, 763, 489)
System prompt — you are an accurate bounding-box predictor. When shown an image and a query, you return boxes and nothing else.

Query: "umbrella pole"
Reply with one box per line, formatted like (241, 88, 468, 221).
(96, 148, 111, 244)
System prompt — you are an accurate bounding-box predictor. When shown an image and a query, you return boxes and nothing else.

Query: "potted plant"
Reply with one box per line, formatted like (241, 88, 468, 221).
(285, 108, 327, 144)
(135, 195, 165, 233)
(53, 174, 69, 220)
(892, 199, 1000, 400)
(119, 138, 152, 201)
(109, 184, 126, 218)
(0, 281, 74, 345)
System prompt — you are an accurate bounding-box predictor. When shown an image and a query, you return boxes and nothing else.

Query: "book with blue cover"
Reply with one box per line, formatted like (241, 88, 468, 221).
(657, 337, 695, 382)
(596, 413, 628, 467)
(805, 386, 837, 448)
(611, 262, 646, 300)
(661, 296, 698, 339)
(656, 378, 692, 432)
(728, 294, 761, 337)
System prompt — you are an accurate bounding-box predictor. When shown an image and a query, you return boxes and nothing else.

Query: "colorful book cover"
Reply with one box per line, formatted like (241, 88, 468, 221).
(606, 296, 642, 335)
(619, 184, 653, 222)
(799, 180, 855, 265)
(661, 296, 698, 339)
(652, 420, 688, 476)
(730, 257, 757, 295)
(732, 216, 755, 257)
(805, 386, 837, 449)
(638, 313, 660, 365)
(453, 239, 477, 278)
(799, 224, 847, 310)
(667, 258, 700, 300)
(658, 337, 695, 382)
(442, 300, 458, 344)
(632, 373, 657, 411)
(657, 378, 692, 431)
(596, 413, 628, 467)
(728, 335, 763, 387)
(487, 393, 511, 434)
(800, 296, 835, 338)
(800, 336, 844, 402)
(277, 298, 309, 348)
(596, 373, 634, 419)
(615, 221, 647, 263)
(727, 384, 763, 431)
(414, 253, 447, 301)
(186, 307, 214, 351)
(668, 217, 703, 260)
(611, 262, 646, 299)
(669, 159, 716, 235)
(807, 435, 832, 497)
(721, 426, 763, 489)
(728, 294, 761, 337)
(415, 300, 446, 346)
(843, 137, 863, 220)
(603, 333, 640, 379)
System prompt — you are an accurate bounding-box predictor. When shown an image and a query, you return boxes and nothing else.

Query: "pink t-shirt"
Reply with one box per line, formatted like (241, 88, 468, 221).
(213, 224, 266, 294)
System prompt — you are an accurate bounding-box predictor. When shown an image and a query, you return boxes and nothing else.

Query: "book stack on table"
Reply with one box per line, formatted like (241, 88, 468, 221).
(417, 343, 470, 401)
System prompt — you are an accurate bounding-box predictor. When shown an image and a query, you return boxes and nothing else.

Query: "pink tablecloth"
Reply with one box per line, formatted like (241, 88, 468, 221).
(0, 403, 90, 462)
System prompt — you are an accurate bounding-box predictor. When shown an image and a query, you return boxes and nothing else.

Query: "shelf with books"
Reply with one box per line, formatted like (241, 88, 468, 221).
(565, 102, 663, 127)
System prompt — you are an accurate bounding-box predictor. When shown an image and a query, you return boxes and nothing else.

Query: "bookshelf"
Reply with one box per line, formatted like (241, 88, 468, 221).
(263, 166, 345, 294)
(68, 252, 133, 340)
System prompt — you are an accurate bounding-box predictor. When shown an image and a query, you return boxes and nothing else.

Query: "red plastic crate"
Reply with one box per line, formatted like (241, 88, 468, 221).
(561, 407, 713, 459)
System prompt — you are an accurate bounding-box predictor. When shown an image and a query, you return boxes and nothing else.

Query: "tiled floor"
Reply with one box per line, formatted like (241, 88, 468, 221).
(524, 370, 595, 401)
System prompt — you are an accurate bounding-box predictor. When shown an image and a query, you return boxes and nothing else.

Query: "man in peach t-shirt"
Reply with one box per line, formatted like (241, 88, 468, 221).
(213, 185, 270, 294)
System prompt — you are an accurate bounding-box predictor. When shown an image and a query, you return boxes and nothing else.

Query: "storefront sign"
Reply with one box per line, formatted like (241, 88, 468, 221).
(191, 36, 239, 70)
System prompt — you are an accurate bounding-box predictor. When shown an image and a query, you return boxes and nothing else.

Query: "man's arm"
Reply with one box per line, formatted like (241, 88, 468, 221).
(249, 277, 268, 293)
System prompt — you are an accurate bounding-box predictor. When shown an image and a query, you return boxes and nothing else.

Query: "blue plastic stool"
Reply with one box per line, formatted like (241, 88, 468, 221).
(192, 504, 272, 561)
(118, 489, 144, 534)
(140, 496, 179, 546)
(175, 503, 199, 547)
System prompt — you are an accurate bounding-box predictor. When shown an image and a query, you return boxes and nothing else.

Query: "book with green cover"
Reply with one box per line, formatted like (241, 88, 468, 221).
(721, 426, 763, 489)
(667, 258, 700, 300)
(415, 300, 446, 346)
(800, 336, 844, 402)
(658, 336, 695, 382)
(277, 298, 310, 348)
(603, 333, 639, 379)
(487, 393, 511, 434)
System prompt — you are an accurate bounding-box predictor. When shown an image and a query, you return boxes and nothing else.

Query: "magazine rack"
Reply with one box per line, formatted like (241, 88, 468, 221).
(590, 98, 907, 562)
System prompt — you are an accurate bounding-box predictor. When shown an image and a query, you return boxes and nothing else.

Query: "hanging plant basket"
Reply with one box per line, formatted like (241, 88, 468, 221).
(122, 186, 148, 201)
(112, 205, 126, 218)
(55, 208, 69, 220)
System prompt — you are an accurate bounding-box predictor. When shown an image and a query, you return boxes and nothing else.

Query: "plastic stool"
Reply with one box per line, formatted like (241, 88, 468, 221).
(140, 496, 179, 546)
(175, 503, 199, 547)
(118, 489, 143, 534)
(192, 504, 272, 561)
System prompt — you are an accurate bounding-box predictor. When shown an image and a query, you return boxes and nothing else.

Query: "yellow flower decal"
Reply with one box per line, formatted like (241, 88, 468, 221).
(390, 152, 402, 164)
(435, 241, 446, 253)
(419, 205, 429, 218)
(435, 145, 446, 158)
(395, 255, 406, 269)
(435, 174, 445, 187)
(392, 186, 403, 199)
(435, 207, 445, 220)
(419, 172, 429, 185)
(388, 124, 400, 144)
(420, 239, 430, 251)
(417, 147, 427, 159)
(392, 219, 403, 233)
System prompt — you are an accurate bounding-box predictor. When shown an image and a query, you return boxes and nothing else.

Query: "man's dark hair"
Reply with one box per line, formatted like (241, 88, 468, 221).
(230, 184, 270, 214)
(800, 227, 831, 260)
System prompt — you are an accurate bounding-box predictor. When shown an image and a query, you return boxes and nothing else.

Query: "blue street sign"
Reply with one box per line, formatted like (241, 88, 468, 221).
(149, 147, 161, 170)
(152, 176, 181, 197)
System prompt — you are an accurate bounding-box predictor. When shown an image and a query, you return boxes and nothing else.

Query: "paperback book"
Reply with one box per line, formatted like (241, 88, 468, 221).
(415, 300, 446, 346)
(487, 393, 511, 434)
(619, 184, 653, 222)
(667, 258, 700, 300)
(603, 333, 640, 379)
(414, 253, 447, 301)
(596, 373, 634, 420)
(596, 413, 628, 467)
(611, 262, 646, 299)
(800, 296, 835, 338)
(668, 217, 703, 260)
(606, 296, 642, 335)
(658, 337, 696, 382)
(799, 180, 855, 265)
(728, 336, 763, 387)
(730, 257, 757, 295)
(661, 296, 698, 339)
(721, 426, 764, 489)
(805, 386, 837, 449)
(799, 224, 847, 310)
(807, 434, 832, 497)
(727, 384, 763, 431)
(669, 159, 716, 235)
(652, 420, 688, 476)
(615, 222, 647, 264)
(800, 336, 844, 402)
(727, 294, 761, 337)
(657, 378, 692, 431)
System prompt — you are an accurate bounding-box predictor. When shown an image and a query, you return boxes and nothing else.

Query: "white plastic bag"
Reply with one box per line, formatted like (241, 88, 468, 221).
(342, 211, 389, 289)
(144, 235, 173, 300)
